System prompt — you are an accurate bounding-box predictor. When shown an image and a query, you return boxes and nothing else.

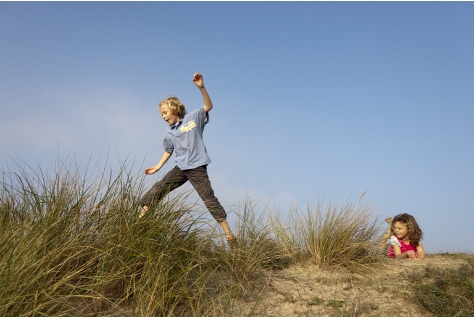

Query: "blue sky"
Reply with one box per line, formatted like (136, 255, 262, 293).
(1, 2, 473, 253)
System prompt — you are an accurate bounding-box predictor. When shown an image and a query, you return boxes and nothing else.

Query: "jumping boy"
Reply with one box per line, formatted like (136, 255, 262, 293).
(139, 73, 236, 248)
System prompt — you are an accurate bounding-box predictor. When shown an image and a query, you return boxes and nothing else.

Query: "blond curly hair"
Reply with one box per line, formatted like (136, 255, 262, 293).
(158, 96, 187, 118)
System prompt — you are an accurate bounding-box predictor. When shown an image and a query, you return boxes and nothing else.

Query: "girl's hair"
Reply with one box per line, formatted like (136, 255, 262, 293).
(158, 96, 187, 118)
(391, 213, 423, 246)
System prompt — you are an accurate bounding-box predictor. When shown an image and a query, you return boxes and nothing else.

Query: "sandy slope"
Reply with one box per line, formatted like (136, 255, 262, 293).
(226, 254, 469, 317)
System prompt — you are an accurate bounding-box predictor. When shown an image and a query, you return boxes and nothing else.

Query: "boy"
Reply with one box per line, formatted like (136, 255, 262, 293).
(139, 73, 236, 248)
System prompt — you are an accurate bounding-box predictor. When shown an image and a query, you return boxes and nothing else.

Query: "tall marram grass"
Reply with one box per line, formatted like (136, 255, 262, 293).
(271, 194, 381, 269)
(0, 157, 218, 316)
(215, 199, 294, 282)
(0, 157, 385, 316)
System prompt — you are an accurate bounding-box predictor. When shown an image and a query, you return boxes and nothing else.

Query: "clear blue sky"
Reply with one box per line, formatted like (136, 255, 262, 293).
(1, 2, 473, 253)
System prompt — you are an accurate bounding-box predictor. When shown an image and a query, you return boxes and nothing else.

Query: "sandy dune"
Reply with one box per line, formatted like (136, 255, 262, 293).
(226, 254, 469, 316)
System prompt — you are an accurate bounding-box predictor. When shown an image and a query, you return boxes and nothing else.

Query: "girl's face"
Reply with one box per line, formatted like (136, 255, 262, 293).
(160, 105, 180, 125)
(392, 222, 409, 240)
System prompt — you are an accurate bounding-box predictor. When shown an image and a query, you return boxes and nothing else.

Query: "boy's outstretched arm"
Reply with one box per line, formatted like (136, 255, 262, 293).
(144, 151, 172, 175)
(193, 72, 213, 112)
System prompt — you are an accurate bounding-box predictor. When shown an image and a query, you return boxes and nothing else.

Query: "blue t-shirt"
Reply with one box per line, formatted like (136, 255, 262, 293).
(163, 106, 211, 170)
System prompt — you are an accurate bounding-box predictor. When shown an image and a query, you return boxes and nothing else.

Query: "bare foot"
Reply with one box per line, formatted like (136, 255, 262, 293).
(226, 232, 237, 249)
(138, 206, 148, 219)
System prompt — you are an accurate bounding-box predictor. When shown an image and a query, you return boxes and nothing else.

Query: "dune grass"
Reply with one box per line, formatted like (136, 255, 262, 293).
(406, 253, 474, 316)
(0, 157, 393, 316)
(270, 195, 381, 269)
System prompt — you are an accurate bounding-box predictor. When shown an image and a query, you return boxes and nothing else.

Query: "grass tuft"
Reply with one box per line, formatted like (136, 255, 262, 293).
(271, 198, 382, 269)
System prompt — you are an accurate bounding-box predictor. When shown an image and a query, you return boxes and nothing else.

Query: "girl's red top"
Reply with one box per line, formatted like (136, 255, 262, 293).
(387, 236, 417, 258)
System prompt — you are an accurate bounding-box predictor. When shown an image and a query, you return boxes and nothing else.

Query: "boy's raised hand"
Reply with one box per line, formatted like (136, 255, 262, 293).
(192, 72, 204, 88)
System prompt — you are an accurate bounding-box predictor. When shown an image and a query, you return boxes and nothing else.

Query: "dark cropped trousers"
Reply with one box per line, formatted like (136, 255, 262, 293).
(140, 165, 227, 223)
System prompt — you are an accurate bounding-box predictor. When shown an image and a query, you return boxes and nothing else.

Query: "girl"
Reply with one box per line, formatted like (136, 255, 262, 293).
(387, 213, 425, 259)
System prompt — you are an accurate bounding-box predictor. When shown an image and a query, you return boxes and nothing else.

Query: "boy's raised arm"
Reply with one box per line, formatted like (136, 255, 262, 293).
(193, 72, 213, 113)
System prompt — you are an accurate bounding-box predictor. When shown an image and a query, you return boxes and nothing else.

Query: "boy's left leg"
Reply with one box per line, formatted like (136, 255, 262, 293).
(185, 166, 236, 246)
(185, 165, 227, 222)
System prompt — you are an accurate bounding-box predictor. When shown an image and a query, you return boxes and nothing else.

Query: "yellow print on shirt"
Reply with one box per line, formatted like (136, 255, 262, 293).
(180, 120, 196, 133)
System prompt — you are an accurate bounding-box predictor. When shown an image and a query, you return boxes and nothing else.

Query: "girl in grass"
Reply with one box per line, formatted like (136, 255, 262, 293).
(387, 213, 425, 259)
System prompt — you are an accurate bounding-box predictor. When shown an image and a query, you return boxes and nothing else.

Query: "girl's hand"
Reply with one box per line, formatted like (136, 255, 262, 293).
(406, 251, 416, 259)
(145, 166, 159, 175)
(193, 72, 204, 88)
(416, 251, 426, 259)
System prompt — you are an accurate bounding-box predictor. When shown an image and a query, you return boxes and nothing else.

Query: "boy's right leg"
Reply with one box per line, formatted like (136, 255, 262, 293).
(139, 166, 188, 218)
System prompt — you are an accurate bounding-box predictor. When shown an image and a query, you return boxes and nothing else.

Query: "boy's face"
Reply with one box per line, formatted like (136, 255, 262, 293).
(160, 105, 180, 125)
